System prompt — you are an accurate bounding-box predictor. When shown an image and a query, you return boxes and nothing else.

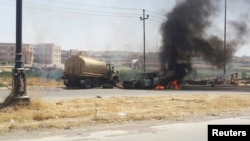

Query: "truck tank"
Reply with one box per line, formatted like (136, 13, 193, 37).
(64, 55, 108, 77)
(62, 55, 118, 88)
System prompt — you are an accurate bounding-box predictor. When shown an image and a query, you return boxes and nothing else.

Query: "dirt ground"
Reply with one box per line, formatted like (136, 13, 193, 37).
(0, 93, 250, 135)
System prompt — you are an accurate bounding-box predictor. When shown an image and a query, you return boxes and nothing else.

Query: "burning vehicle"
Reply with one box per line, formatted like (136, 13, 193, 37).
(122, 72, 160, 89)
(122, 69, 183, 90)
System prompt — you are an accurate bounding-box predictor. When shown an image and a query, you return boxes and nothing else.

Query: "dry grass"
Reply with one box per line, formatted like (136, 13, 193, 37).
(27, 78, 63, 87)
(0, 77, 63, 87)
(0, 93, 250, 134)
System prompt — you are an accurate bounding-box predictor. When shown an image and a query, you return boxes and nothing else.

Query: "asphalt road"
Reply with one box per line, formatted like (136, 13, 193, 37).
(1, 116, 250, 141)
(1, 85, 250, 101)
(54, 116, 250, 141)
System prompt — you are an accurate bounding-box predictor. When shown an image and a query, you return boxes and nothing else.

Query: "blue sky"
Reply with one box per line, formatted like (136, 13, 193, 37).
(0, 0, 249, 56)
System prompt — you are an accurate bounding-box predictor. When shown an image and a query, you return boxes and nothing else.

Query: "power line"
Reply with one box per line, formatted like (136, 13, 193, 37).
(0, 1, 140, 18)
(150, 15, 166, 21)
(1, 1, 167, 20)
(25, 2, 141, 16)
(146, 9, 165, 17)
(26, 2, 140, 15)
(148, 18, 164, 24)
(25, 5, 139, 18)
(49, 0, 167, 20)
(49, 0, 142, 11)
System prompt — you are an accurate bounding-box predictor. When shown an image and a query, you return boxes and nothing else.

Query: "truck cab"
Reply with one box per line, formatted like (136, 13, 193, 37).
(107, 64, 115, 73)
(106, 63, 119, 85)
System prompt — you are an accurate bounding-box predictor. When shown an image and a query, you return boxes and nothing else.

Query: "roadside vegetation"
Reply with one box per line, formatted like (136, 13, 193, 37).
(0, 70, 64, 87)
(0, 93, 250, 134)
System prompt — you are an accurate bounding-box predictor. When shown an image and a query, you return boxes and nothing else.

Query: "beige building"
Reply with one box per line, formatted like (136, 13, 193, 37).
(22, 44, 35, 65)
(61, 50, 69, 64)
(34, 43, 61, 65)
(0, 43, 34, 65)
(61, 49, 88, 63)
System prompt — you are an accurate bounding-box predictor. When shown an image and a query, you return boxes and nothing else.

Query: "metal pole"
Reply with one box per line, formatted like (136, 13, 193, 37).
(16, 0, 22, 69)
(224, 0, 227, 75)
(8, 0, 30, 105)
(140, 9, 149, 85)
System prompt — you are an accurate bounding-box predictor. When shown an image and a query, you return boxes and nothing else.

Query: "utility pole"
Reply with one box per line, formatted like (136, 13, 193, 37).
(5, 0, 30, 105)
(140, 9, 149, 84)
(224, 0, 227, 75)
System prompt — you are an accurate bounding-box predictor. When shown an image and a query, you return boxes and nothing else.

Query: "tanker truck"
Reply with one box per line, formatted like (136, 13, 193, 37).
(61, 55, 119, 88)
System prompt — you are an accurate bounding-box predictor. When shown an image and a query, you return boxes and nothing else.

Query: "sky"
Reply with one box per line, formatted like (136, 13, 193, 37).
(0, 0, 249, 56)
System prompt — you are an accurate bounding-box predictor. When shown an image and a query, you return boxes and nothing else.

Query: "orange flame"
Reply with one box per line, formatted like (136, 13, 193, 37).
(155, 85, 165, 90)
(172, 80, 181, 90)
(155, 80, 181, 90)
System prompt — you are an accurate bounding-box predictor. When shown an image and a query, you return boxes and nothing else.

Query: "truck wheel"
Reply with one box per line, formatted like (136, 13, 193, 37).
(85, 78, 92, 88)
(92, 78, 100, 87)
(102, 84, 114, 89)
(67, 79, 73, 88)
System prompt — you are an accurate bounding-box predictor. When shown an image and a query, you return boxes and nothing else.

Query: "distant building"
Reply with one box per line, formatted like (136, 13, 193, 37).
(34, 43, 61, 66)
(0, 43, 34, 65)
(22, 44, 35, 64)
(0, 43, 15, 64)
(68, 49, 87, 56)
(61, 50, 69, 64)
(61, 49, 88, 63)
(68, 49, 79, 56)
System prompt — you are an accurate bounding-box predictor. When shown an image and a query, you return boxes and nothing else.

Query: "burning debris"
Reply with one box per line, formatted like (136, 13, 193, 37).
(155, 79, 181, 90)
(159, 0, 249, 82)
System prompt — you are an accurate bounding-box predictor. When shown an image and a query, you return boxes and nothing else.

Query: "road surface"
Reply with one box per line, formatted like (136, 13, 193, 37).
(1, 116, 250, 141)
(1, 86, 250, 101)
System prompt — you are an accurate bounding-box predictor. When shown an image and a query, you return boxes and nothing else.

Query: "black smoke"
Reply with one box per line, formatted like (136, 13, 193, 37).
(160, 0, 249, 80)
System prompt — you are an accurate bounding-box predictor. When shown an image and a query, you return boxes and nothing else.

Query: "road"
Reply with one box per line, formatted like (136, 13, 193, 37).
(1, 86, 250, 101)
(1, 116, 250, 141)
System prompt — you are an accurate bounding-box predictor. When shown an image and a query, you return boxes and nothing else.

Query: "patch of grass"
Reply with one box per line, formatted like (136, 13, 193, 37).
(27, 78, 63, 87)
(0, 77, 63, 87)
(0, 94, 250, 134)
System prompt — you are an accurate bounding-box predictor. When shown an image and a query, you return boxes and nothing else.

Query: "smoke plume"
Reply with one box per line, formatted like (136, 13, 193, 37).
(160, 0, 249, 79)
